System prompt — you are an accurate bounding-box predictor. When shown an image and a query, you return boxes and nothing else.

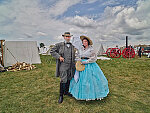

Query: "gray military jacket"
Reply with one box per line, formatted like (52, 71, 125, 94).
(50, 42, 76, 77)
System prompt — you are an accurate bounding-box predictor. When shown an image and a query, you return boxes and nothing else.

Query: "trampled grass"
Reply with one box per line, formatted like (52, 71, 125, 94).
(0, 55, 150, 113)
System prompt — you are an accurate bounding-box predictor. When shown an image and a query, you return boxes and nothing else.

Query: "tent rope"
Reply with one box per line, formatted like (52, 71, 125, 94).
(6, 46, 18, 62)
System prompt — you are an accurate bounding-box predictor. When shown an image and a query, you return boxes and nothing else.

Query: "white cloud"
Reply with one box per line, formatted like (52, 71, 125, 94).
(87, 0, 98, 3)
(18, 38, 25, 40)
(69, 27, 88, 34)
(37, 32, 47, 36)
(0, 0, 150, 49)
(63, 0, 150, 48)
(0, 0, 75, 44)
(64, 15, 97, 28)
(48, 0, 82, 17)
(102, 0, 120, 6)
(75, 10, 80, 14)
(81, 0, 99, 4)
(96, 0, 150, 44)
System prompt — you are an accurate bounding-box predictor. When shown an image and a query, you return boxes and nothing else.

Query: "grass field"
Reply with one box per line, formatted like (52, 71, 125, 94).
(0, 55, 150, 113)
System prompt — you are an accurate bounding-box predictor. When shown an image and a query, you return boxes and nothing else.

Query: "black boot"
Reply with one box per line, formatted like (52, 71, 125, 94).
(58, 96, 63, 104)
(58, 83, 64, 104)
(64, 80, 72, 97)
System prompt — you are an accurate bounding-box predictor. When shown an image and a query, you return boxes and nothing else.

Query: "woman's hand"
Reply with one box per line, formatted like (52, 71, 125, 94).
(81, 61, 88, 64)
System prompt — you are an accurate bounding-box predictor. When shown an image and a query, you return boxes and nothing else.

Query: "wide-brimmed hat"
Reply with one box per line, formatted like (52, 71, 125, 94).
(80, 35, 93, 45)
(62, 32, 73, 37)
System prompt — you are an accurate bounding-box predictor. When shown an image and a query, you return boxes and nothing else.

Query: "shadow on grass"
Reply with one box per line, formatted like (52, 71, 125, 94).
(66, 93, 111, 105)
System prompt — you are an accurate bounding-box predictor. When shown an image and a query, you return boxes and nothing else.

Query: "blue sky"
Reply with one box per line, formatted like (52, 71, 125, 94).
(61, 0, 138, 18)
(0, 0, 150, 50)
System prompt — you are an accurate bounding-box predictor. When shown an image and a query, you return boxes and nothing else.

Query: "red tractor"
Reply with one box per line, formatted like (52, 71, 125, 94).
(106, 48, 121, 58)
(106, 47, 135, 58)
(122, 47, 135, 58)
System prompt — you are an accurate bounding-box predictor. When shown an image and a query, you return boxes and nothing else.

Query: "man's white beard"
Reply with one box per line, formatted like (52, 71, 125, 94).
(65, 39, 71, 43)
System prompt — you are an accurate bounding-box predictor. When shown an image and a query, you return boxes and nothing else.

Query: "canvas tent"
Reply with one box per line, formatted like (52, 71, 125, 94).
(3, 41, 41, 67)
(97, 44, 105, 56)
(45, 48, 51, 55)
(39, 46, 50, 55)
(39, 45, 54, 55)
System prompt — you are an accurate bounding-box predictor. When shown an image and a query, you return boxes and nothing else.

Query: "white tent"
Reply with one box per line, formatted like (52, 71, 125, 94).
(45, 49, 51, 55)
(45, 45, 55, 55)
(39, 45, 54, 55)
(97, 44, 105, 56)
(3, 41, 41, 67)
(39, 46, 50, 55)
(97, 56, 112, 60)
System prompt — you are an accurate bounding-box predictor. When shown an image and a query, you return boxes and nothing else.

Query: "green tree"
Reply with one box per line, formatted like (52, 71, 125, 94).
(40, 43, 45, 48)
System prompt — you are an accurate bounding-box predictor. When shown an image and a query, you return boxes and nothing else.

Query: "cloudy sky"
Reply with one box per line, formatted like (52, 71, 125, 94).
(0, 0, 150, 50)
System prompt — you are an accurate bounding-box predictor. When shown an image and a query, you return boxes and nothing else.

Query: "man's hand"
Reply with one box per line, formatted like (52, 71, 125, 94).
(59, 56, 64, 62)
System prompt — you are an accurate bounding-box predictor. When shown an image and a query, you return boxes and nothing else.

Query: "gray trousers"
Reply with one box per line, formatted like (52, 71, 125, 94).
(60, 69, 72, 83)
(59, 62, 73, 83)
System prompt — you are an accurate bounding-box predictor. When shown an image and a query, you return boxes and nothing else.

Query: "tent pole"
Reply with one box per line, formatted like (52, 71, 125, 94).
(1, 40, 5, 66)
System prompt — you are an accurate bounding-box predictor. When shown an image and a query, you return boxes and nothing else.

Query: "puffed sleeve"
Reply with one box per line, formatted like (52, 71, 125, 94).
(86, 47, 97, 63)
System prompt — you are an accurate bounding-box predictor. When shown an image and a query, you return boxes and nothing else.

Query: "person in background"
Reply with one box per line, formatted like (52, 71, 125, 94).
(138, 47, 142, 58)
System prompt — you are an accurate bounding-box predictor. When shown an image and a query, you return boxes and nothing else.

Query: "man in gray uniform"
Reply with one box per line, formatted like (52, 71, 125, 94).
(50, 32, 75, 103)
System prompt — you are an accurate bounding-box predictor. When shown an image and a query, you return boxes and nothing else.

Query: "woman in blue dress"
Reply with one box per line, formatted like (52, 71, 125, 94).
(69, 36, 109, 100)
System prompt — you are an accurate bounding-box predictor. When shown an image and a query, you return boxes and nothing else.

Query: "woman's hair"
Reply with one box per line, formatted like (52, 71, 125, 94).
(82, 38, 90, 46)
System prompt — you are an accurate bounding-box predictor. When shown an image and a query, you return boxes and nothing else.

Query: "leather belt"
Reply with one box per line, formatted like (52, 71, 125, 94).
(81, 57, 89, 59)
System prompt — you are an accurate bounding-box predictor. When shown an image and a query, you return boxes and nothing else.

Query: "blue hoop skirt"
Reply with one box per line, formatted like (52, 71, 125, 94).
(69, 60, 109, 100)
